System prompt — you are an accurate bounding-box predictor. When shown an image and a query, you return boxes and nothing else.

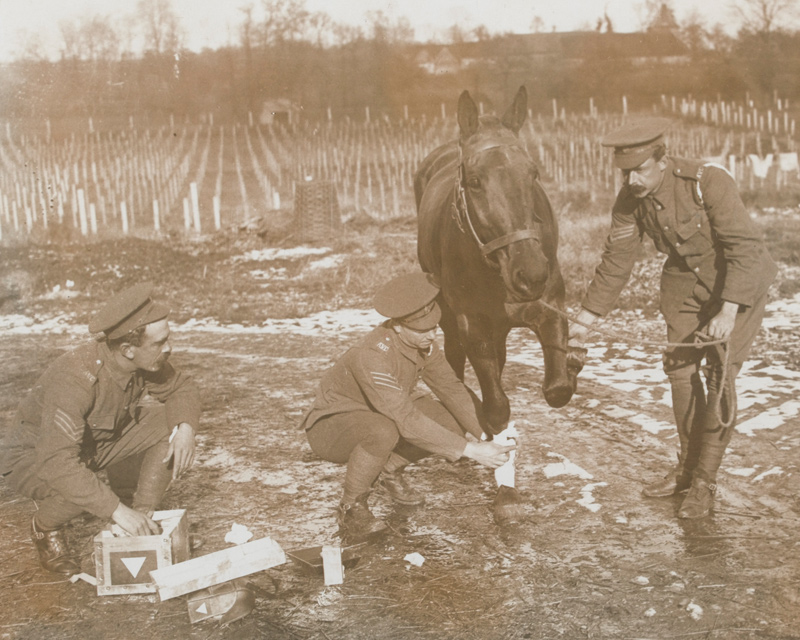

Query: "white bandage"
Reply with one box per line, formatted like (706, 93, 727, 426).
(169, 425, 179, 443)
(492, 422, 519, 488)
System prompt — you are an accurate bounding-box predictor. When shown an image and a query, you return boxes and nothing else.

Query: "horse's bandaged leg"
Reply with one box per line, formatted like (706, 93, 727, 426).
(493, 422, 519, 488)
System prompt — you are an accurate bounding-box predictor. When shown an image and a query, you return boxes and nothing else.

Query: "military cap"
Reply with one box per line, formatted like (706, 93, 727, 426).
(601, 117, 672, 170)
(374, 272, 441, 331)
(88, 282, 170, 340)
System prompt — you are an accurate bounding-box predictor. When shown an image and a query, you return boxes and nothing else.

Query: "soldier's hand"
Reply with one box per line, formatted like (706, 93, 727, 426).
(704, 301, 738, 341)
(568, 308, 599, 347)
(463, 440, 516, 469)
(163, 422, 196, 480)
(111, 502, 159, 536)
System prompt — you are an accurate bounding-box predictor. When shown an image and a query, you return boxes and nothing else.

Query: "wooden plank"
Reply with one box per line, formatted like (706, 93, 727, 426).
(149, 537, 286, 601)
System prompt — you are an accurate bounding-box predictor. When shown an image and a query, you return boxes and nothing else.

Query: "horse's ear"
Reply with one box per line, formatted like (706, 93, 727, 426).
(457, 90, 479, 139)
(501, 86, 528, 135)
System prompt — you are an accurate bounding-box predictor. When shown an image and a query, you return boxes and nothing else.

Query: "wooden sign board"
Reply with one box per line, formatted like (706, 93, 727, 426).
(150, 536, 286, 601)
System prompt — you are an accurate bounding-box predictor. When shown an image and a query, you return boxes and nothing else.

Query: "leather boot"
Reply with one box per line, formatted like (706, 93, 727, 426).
(677, 478, 716, 519)
(379, 469, 425, 506)
(642, 463, 692, 498)
(337, 494, 387, 540)
(31, 517, 80, 575)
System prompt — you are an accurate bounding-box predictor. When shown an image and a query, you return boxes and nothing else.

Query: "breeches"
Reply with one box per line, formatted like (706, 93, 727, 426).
(306, 396, 464, 465)
(662, 283, 768, 379)
(8, 404, 172, 529)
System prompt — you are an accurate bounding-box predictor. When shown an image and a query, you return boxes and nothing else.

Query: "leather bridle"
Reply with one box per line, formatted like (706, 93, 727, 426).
(452, 141, 542, 257)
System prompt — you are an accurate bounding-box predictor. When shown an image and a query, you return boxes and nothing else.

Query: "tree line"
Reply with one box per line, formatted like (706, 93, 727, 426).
(1, 0, 799, 129)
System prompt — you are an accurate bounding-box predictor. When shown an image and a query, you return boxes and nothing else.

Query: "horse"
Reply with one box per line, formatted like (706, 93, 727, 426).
(415, 86, 585, 523)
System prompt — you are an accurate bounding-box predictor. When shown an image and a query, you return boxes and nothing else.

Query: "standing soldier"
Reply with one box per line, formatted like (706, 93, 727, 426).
(569, 119, 776, 519)
(301, 272, 514, 538)
(1, 283, 201, 574)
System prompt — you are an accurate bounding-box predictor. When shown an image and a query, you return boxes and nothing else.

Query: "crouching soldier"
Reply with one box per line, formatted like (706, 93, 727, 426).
(1, 283, 201, 574)
(301, 272, 514, 538)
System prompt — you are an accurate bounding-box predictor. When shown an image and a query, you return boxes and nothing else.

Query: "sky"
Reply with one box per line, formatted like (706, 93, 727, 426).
(0, 0, 746, 62)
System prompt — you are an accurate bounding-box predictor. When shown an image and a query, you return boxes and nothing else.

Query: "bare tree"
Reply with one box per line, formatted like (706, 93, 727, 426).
(137, 0, 182, 54)
(530, 16, 546, 34)
(472, 25, 493, 41)
(331, 23, 364, 46)
(729, 0, 800, 33)
(260, 0, 311, 45)
(365, 11, 414, 45)
(679, 9, 711, 54)
(83, 16, 119, 62)
(636, 0, 678, 31)
(306, 11, 334, 47)
(60, 20, 82, 60)
(447, 25, 468, 44)
(60, 16, 118, 61)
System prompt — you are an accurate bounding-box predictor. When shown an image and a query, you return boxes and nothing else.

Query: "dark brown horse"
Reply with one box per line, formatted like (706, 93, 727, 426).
(415, 87, 584, 522)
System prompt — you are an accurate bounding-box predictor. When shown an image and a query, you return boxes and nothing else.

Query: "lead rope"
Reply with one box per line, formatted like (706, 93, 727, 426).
(539, 300, 734, 429)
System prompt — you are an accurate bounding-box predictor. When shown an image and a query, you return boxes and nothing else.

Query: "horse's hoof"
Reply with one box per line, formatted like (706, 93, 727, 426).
(493, 486, 526, 525)
(543, 384, 573, 408)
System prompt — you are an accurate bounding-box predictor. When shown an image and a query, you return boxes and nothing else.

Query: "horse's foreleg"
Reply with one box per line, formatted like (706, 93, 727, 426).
(458, 313, 510, 435)
(440, 301, 467, 380)
(533, 300, 583, 409)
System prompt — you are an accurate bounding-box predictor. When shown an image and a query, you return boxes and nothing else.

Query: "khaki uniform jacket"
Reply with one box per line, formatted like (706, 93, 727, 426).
(583, 156, 777, 318)
(1, 341, 201, 518)
(301, 324, 483, 461)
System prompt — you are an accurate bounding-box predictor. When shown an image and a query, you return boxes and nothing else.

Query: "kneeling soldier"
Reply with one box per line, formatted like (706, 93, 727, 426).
(1, 283, 201, 574)
(301, 272, 514, 538)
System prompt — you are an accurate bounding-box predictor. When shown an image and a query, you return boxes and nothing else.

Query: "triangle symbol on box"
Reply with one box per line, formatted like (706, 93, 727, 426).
(120, 556, 147, 578)
(196, 603, 208, 614)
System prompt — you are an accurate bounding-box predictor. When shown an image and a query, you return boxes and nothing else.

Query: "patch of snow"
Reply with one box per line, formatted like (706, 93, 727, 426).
(231, 246, 331, 262)
(543, 453, 593, 480)
(752, 467, 783, 482)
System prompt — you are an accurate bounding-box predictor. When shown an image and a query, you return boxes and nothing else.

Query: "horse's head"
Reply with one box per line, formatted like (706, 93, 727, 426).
(454, 86, 554, 303)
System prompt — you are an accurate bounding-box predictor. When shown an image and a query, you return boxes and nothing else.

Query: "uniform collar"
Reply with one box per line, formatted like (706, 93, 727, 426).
(99, 341, 137, 389)
(649, 156, 675, 212)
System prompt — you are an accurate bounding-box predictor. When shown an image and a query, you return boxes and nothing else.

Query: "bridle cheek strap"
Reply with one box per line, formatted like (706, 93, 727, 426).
(453, 154, 541, 257)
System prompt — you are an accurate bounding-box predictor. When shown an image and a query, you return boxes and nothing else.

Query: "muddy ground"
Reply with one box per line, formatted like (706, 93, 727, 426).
(1, 226, 800, 640)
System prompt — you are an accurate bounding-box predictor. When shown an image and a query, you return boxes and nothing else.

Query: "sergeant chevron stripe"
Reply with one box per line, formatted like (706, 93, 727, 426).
(372, 371, 402, 391)
(610, 224, 636, 242)
(54, 408, 81, 441)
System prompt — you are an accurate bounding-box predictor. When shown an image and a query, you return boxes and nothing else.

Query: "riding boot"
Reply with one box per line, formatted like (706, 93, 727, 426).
(677, 478, 717, 519)
(679, 378, 736, 519)
(31, 516, 80, 575)
(646, 368, 705, 497)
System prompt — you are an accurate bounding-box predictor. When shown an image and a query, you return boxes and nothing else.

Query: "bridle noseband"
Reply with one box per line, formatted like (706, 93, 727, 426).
(452, 142, 542, 258)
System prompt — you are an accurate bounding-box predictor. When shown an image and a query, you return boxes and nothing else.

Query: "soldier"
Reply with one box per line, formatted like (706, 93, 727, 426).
(1, 283, 201, 574)
(301, 272, 514, 538)
(569, 118, 777, 519)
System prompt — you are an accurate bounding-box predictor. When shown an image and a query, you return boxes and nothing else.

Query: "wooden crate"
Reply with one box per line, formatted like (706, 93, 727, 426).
(93, 509, 190, 596)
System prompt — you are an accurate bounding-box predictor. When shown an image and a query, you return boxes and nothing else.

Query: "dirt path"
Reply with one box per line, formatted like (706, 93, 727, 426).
(1, 286, 799, 639)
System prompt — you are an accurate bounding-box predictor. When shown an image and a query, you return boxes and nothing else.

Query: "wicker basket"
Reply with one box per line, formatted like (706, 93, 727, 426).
(294, 180, 341, 242)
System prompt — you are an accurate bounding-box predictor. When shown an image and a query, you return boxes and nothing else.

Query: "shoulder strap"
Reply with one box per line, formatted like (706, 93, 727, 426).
(694, 162, 735, 208)
(693, 165, 706, 207)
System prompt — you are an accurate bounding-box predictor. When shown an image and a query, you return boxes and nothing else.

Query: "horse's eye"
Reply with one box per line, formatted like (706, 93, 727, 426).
(467, 176, 481, 189)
